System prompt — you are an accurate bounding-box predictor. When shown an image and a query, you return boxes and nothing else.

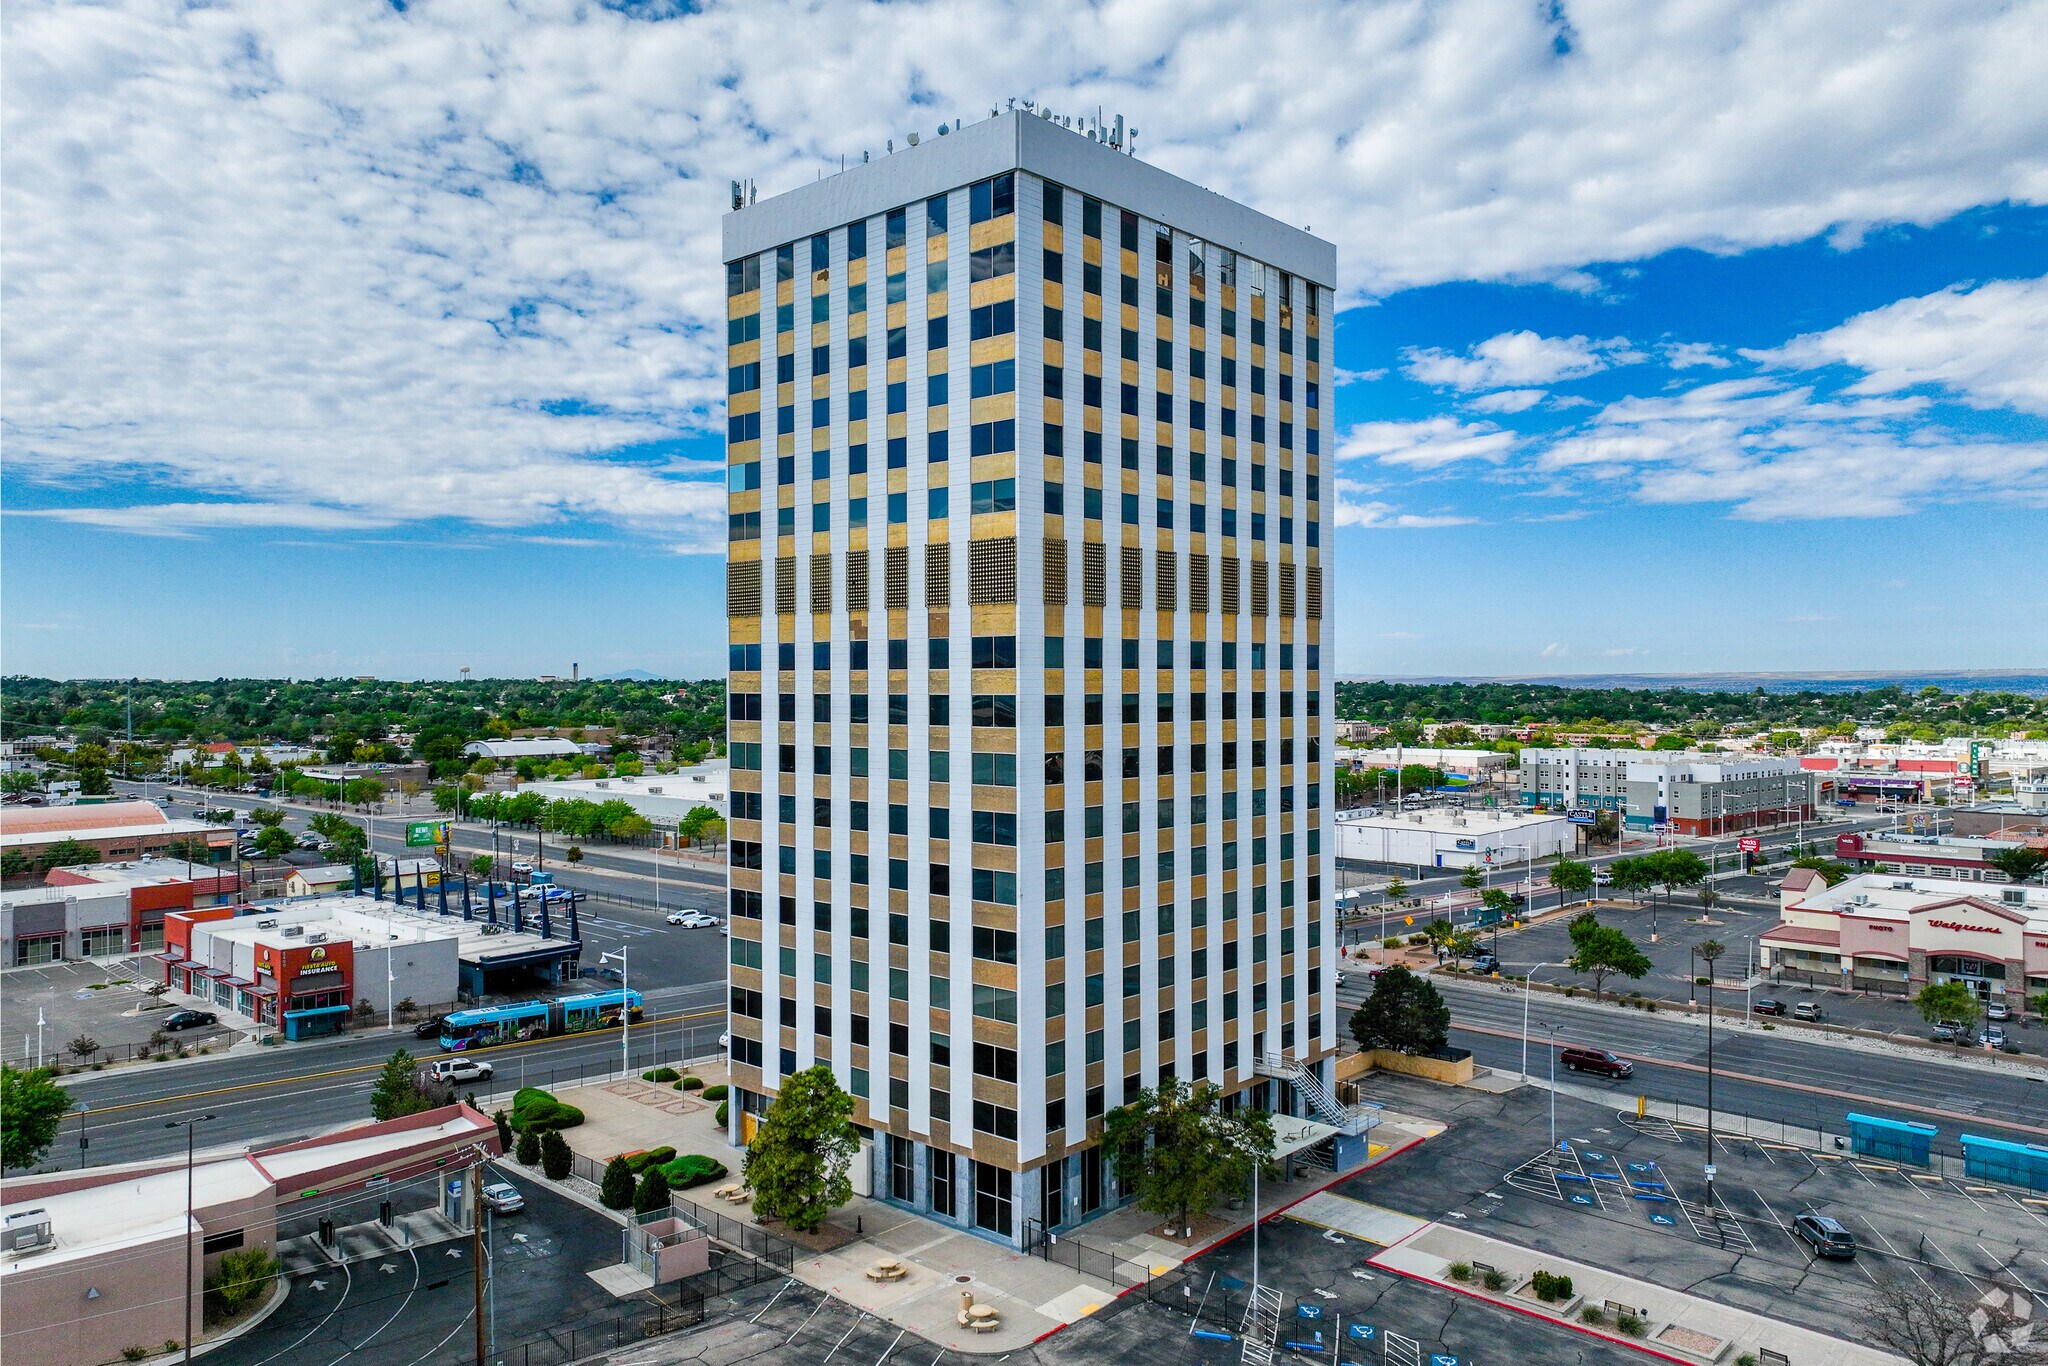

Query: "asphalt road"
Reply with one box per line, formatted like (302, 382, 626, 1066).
(1414, 976, 2048, 1150)
(56, 980, 728, 1168)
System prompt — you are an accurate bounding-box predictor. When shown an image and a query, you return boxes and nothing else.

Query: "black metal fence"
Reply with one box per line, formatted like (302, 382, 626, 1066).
(480, 1298, 702, 1366)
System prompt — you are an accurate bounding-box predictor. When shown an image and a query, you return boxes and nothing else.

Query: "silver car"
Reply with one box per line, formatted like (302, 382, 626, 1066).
(481, 1181, 525, 1214)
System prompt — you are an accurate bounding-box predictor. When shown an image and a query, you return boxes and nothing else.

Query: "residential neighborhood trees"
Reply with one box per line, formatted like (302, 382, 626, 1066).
(1988, 847, 2048, 885)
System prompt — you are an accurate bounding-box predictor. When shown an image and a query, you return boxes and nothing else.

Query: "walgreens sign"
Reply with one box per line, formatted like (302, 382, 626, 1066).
(1926, 919, 2000, 935)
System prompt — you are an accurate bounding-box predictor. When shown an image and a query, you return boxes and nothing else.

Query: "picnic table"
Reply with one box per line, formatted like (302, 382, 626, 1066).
(866, 1258, 907, 1282)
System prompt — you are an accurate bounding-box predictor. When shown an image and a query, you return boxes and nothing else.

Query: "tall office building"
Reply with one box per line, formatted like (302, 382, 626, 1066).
(722, 109, 1340, 1247)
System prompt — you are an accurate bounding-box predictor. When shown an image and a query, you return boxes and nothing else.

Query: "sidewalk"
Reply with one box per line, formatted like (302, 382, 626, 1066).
(1370, 1220, 1905, 1366)
(529, 1069, 1443, 1354)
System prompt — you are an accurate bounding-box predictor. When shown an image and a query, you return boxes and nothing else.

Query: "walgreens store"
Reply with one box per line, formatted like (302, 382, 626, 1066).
(1761, 872, 2048, 1011)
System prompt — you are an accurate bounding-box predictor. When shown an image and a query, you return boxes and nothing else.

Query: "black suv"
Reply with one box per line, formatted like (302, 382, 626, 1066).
(413, 1014, 448, 1039)
(163, 1010, 218, 1031)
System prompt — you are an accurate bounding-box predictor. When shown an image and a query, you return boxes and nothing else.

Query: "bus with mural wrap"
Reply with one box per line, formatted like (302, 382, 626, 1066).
(437, 989, 643, 1051)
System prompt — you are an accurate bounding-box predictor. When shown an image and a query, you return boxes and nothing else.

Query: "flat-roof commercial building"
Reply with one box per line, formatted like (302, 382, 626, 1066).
(517, 761, 729, 844)
(0, 1105, 499, 1366)
(1334, 807, 1574, 871)
(0, 800, 233, 869)
(1519, 749, 1814, 832)
(1760, 871, 2048, 1009)
(2, 859, 240, 965)
(158, 896, 582, 1036)
(723, 110, 1341, 1248)
(1831, 830, 2044, 882)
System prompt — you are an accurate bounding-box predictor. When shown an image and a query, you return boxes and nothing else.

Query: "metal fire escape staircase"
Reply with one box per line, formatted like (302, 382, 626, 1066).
(1255, 1054, 1382, 1137)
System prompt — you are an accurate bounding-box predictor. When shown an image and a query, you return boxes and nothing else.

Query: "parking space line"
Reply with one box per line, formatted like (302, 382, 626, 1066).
(1856, 1223, 1934, 1291)
(1978, 1243, 2047, 1307)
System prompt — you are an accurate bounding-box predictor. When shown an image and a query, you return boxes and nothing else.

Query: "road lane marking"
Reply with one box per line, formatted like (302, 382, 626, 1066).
(77, 1006, 728, 1116)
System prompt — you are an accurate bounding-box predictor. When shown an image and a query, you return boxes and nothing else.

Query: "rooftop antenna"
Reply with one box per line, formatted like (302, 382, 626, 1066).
(1128, 127, 1139, 154)
(887, 138, 894, 154)
(937, 122, 949, 136)
(906, 130, 919, 146)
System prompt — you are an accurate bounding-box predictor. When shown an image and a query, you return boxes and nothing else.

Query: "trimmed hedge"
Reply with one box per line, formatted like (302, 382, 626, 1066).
(714, 1100, 729, 1127)
(701, 1083, 728, 1101)
(624, 1146, 676, 1174)
(509, 1086, 585, 1134)
(657, 1153, 729, 1189)
(641, 1066, 680, 1083)
(680, 1075, 704, 1091)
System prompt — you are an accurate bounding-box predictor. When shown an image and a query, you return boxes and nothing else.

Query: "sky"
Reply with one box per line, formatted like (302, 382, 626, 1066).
(4, 0, 2046, 681)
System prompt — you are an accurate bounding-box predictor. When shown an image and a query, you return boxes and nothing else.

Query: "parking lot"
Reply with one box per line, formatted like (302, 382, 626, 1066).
(1346, 1074, 2045, 1349)
(0, 955, 240, 1065)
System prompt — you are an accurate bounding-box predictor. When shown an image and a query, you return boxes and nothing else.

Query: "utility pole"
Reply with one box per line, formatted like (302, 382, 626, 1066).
(472, 1163, 487, 1366)
(1699, 938, 1725, 1218)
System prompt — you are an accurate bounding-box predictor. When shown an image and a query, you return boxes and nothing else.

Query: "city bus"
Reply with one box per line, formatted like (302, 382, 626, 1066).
(438, 989, 644, 1051)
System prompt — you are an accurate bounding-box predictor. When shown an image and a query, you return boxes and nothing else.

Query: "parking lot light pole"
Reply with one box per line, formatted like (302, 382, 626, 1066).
(164, 1114, 217, 1365)
(600, 949, 629, 1078)
(1698, 939, 1725, 1217)
(1546, 1027, 1558, 1152)
(1521, 963, 1564, 1080)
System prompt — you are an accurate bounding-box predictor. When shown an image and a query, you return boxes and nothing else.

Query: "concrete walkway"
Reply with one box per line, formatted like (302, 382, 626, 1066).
(1370, 1220, 1906, 1366)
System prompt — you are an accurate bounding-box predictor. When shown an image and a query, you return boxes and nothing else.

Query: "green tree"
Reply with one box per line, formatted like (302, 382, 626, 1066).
(493, 1110, 514, 1152)
(2030, 989, 2048, 1021)
(540, 1128, 573, 1180)
(1790, 856, 1852, 885)
(1102, 1078, 1275, 1232)
(36, 838, 103, 872)
(1606, 855, 1650, 904)
(469, 854, 495, 879)
(743, 1065, 858, 1232)
(1348, 965, 1451, 1055)
(342, 777, 385, 806)
(1566, 912, 1652, 1000)
(1987, 847, 2048, 885)
(516, 1128, 541, 1166)
(1, 848, 31, 881)
(1549, 858, 1594, 906)
(1589, 810, 1621, 846)
(1914, 982, 1979, 1040)
(369, 1049, 431, 1121)
(600, 1155, 635, 1208)
(254, 826, 294, 858)
(0, 1066, 73, 1171)
(204, 1246, 280, 1321)
(1, 770, 40, 796)
(564, 845, 584, 864)
(633, 1165, 672, 1214)
(1459, 865, 1483, 892)
(1384, 876, 1407, 901)
(1421, 917, 1457, 960)
(248, 808, 285, 829)
(1480, 887, 1516, 925)
(1696, 885, 1722, 916)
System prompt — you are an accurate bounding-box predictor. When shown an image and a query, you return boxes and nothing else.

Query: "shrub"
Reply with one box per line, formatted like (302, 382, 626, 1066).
(1695, 976, 1711, 986)
(493, 1110, 514, 1151)
(714, 1099, 729, 1127)
(1616, 1312, 1645, 1336)
(599, 1155, 635, 1209)
(1530, 1270, 1573, 1303)
(1483, 1269, 1507, 1291)
(515, 1129, 540, 1166)
(122, 1349, 149, 1362)
(1737, 1355, 1757, 1366)
(625, 1146, 676, 1174)
(164, 1343, 181, 1355)
(1446, 1262, 1472, 1282)
(633, 1166, 671, 1215)
(658, 1153, 729, 1189)
(701, 1083, 728, 1101)
(204, 1247, 280, 1320)
(641, 1066, 679, 1083)
(1406, 933, 1429, 946)
(540, 1129, 573, 1181)
(509, 1086, 585, 1133)
(1581, 1306, 1605, 1325)
(1382, 937, 1403, 949)
(681, 1075, 704, 1090)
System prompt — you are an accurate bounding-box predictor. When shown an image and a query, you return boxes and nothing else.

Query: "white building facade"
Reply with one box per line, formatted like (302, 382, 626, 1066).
(723, 111, 1338, 1246)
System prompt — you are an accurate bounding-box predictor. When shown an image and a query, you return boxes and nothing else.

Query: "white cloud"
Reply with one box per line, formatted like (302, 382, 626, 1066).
(1536, 377, 2048, 519)
(1666, 342, 1732, 369)
(5, 1, 2046, 541)
(16, 502, 398, 537)
(1334, 498, 1478, 529)
(1332, 367, 1389, 386)
(1402, 331, 1640, 391)
(1379, 630, 1421, 640)
(1746, 276, 2048, 414)
(1338, 418, 1515, 468)
(1465, 388, 1547, 413)
(1540, 642, 1569, 659)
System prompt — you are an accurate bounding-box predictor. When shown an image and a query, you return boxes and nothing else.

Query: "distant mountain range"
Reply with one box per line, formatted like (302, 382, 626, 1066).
(591, 668, 665, 681)
(1348, 670, 2048, 696)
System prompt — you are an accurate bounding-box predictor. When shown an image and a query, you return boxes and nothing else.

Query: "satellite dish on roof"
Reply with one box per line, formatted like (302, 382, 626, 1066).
(906, 131, 919, 146)
(937, 123, 949, 135)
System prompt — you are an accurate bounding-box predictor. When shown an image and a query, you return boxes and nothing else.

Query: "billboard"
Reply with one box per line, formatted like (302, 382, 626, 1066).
(1566, 808, 1598, 826)
(1738, 837, 1761, 853)
(405, 821, 447, 848)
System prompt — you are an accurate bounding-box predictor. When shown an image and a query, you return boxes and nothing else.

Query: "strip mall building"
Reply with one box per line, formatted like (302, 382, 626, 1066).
(1760, 869, 2048, 1011)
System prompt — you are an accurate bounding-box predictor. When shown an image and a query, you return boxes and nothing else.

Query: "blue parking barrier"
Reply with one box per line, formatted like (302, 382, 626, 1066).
(1630, 1181, 1668, 1193)
(1633, 1191, 1670, 1202)
(1192, 1328, 1233, 1342)
(1285, 1333, 1326, 1351)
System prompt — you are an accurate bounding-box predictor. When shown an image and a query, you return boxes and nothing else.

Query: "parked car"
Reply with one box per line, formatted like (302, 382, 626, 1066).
(1982, 1026, 2008, 1049)
(1469, 953, 1500, 974)
(1332, 971, 1349, 988)
(480, 1181, 525, 1214)
(296, 832, 322, 849)
(1933, 1019, 1965, 1042)
(1751, 999, 1787, 1017)
(413, 1014, 448, 1039)
(1791, 1002, 1823, 1021)
(429, 1057, 494, 1084)
(1986, 1001, 2011, 1022)
(666, 910, 720, 928)
(163, 1010, 218, 1031)
(590, 965, 624, 982)
(1592, 870, 1614, 886)
(1559, 1047, 1634, 1079)
(1793, 1212, 1857, 1259)
(510, 860, 535, 875)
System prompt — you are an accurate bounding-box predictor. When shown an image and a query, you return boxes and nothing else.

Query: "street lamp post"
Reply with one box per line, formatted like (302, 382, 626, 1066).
(600, 948, 629, 1078)
(1698, 939, 1725, 1217)
(164, 1114, 217, 1365)
(77, 1103, 90, 1168)
(1546, 1026, 1559, 1152)
(1520, 963, 1564, 1080)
